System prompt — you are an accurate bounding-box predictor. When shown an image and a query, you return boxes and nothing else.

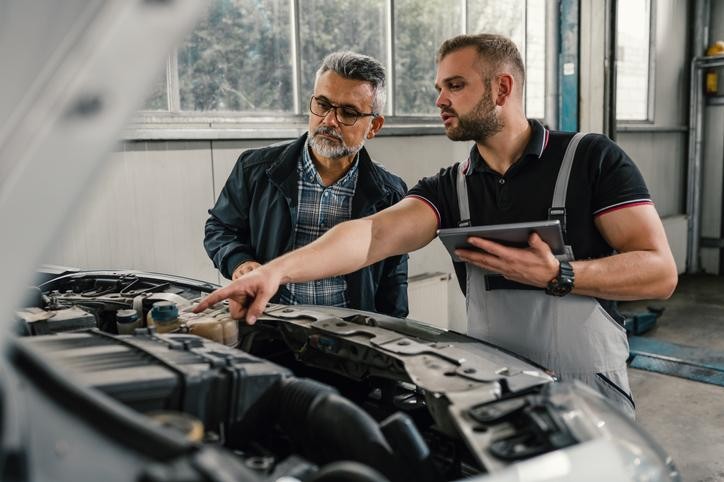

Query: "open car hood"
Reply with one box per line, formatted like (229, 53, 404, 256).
(8, 269, 680, 481)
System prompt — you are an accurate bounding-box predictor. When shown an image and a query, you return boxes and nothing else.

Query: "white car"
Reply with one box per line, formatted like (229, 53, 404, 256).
(0, 2, 680, 481)
(8, 268, 680, 482)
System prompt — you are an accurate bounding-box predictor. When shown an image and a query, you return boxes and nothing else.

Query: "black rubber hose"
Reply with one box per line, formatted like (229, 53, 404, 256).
(380, 412, 439, 482)
(277, 379, 396, 473)
(304, 461, 391, 482)
(230, 377, 404, 481)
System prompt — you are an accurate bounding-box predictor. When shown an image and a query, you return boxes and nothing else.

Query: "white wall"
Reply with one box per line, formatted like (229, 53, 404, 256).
(616, 131, 686, 218)
(367, 136, 470, 331)
(48, 134, 472, 330)
(49, 141, 218, 283)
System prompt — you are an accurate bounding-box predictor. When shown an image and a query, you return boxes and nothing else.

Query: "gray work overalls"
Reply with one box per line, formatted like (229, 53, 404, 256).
(456, 133, 636, 418)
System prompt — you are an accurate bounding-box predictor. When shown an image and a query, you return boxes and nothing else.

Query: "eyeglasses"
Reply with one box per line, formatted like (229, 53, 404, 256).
(309, 95, 378, 126)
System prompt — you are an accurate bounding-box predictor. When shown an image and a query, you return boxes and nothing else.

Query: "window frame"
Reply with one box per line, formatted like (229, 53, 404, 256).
(614, 0, 656, 124)
(125, 0, 549, 140)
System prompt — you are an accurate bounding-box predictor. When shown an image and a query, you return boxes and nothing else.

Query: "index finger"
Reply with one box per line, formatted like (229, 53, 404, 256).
(193, 285, 235, 313)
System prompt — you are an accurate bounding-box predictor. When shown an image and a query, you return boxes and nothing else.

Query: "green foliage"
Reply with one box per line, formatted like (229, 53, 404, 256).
(144, 0, 535, 116)
(299, 0, 386, 101)
(394, 0, 462, 115)
(177, 0, 293, 112)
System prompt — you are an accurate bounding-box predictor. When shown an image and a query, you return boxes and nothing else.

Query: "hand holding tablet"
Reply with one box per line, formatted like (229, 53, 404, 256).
(437, 220, 565, 263)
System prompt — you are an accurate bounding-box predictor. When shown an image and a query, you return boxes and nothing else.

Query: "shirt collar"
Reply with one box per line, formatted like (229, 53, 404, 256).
(467, 119, 549, 175)
(301, 138, 360, 188)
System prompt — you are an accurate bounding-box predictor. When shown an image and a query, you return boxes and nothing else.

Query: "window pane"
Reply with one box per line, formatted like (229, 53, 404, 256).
(467, 1, 525, 49)
(143, 70, 168, 111)
(177, 0, 293, 113)
(616, 0, 651, 121)
(468, 1, 546, 119)
(394, 0, 462, 115)
(299, 0, 386, 105)
(525, 0, 545, 119)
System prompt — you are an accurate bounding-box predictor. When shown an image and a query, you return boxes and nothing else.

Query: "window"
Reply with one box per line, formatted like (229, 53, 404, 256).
(524, 0, 546, 119)
(178, 0, 293, 112)
(615, 0, 652, 121)
(394, 0, 463, 116)
(300, 0, 387, 111)
(140, 0, 547, 133)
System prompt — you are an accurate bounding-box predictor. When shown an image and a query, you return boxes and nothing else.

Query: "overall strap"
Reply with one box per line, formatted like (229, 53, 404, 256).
(548, 132, 588, 234)
(456, 160, 471, 227)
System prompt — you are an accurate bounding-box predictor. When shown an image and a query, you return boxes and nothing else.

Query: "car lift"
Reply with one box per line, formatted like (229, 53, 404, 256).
(628, 336, 724, 387)
(625, 307, 724, 387)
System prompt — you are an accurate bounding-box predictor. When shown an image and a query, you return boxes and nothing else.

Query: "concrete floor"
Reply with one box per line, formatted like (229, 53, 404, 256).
(621, 274, 724, 482)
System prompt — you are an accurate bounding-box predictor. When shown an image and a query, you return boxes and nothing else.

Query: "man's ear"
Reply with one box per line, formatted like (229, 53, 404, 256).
(366, 115, 385, 139)
(494, 74, 514, 106)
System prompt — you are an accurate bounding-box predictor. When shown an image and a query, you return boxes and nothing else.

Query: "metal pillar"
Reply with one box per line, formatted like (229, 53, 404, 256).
(544, 0, 560, 130)
(603, 0, 617, 140)
(558, 0, 579, 131)
(687, 55, 724, 273)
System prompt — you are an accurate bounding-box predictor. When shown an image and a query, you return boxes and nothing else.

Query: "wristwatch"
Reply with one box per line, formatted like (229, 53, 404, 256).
(545, 260, 575, 296)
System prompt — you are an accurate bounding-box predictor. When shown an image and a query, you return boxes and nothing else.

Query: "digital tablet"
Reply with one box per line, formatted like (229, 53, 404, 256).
(437, 220, 565, 262)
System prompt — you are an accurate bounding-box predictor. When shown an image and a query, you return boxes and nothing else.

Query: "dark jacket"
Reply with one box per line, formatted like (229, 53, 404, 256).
(204, 133, 409, 318)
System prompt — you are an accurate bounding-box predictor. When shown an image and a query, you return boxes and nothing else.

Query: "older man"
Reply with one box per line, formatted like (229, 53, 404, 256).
(204, 51, 408, 317)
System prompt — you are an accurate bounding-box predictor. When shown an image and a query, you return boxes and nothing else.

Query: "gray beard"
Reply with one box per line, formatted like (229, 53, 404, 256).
(309, 126, 364, 159)
(445, 91, 504, 142)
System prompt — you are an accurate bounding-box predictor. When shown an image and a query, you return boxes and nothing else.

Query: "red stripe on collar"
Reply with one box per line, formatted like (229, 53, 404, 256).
(540, 128, 549, 158)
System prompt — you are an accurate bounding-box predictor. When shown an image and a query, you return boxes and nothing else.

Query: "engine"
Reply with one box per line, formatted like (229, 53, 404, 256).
(13, 270, 623, 482)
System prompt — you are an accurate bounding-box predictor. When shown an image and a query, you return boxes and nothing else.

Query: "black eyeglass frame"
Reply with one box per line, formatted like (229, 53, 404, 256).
(309, 95, 378, 126)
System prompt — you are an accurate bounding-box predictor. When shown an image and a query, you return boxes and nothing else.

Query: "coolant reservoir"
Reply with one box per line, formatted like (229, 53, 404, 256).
(116, 309, 141, 334)
(181, 311, 239, 347)
(147, 301, 180, 334)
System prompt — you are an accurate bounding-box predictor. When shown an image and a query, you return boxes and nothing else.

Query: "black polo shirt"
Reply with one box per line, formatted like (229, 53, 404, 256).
(408, 120, 652, 319)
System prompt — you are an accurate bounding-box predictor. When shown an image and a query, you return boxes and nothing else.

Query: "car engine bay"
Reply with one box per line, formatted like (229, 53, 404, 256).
(10, 270, 675, 481)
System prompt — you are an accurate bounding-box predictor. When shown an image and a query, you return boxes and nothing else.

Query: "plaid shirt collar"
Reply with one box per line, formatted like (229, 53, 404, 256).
(301, 138, 360, 188)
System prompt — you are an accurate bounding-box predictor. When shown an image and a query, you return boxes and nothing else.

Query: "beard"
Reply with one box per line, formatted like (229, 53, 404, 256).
(309, 126, 364, 159)
(443, 90, 504, 142)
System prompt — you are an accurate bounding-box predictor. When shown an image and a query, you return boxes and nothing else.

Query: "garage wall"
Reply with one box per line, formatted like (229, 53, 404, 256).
(615, 0, 690, 218)
(48, 135, 471, 330)
(48, 141, 218, 283)
(579, 0, 691, 271)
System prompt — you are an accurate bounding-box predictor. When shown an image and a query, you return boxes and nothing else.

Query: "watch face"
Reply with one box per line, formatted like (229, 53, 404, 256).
(545, 261, 574, 296)
(546, 274, 573, 296)
(559, 275, 574, 292)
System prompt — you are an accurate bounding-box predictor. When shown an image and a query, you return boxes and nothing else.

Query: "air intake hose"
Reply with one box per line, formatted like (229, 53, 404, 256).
(232, 377, 404, 481)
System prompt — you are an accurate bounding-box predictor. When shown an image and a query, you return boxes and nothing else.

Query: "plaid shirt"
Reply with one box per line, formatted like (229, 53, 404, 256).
(280, 140, 359, 307)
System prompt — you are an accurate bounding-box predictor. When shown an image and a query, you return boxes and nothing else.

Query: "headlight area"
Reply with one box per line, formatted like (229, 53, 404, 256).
(466, 381, 682, 481)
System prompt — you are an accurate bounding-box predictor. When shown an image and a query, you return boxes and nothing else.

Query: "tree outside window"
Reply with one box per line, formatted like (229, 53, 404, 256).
(142, 0, 547, 121)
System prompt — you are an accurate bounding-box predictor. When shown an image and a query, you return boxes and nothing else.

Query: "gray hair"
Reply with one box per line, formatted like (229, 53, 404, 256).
(315, 51, 386, 113)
